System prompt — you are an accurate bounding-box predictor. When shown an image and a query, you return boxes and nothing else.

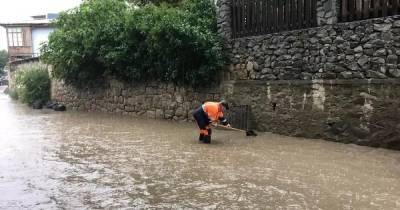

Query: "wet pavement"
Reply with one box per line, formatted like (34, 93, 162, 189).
(1, 86, 400, 209)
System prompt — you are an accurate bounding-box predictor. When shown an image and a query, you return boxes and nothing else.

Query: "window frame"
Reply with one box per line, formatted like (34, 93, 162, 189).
(7, 27, 23, 47)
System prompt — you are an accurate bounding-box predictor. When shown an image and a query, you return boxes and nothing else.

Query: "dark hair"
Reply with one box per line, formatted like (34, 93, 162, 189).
(220, 100, 229, 110)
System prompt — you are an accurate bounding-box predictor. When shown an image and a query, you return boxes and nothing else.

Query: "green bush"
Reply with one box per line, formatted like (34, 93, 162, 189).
(181, 0, 218, 32)
(12, 63, 50, 104)
(106, 3, 224, 86)
(41, 0, 224, 87)
(41, 0, 127, 87)
(8, 89, 18, 100)
(0, 50, 8, 76)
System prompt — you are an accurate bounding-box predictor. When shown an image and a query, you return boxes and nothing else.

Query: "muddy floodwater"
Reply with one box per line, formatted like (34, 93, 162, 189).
(1, 88, 400, 209)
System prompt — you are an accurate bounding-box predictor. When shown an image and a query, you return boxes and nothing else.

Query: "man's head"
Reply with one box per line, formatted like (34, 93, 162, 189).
(220, 100, 229, 110)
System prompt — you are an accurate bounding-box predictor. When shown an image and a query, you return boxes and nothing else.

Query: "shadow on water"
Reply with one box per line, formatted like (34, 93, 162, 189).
(1, 87, 400, 209)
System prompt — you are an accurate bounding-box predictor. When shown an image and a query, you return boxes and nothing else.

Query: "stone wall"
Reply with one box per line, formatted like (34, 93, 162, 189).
(50, 0, 400, 150)
(216, 0, 231, 42)
(51, 79, 222, 121)
(317, 0, 338, 26)
(228, 15, 400, 81)
(223, 79, 400, 150)
(218, 0, 400, 81)
(215, 0, 400, 150)
(52, 78, 400, 150)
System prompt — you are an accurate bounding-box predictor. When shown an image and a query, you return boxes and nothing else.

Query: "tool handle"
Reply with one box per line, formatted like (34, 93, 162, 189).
(216, 124, 246, 132)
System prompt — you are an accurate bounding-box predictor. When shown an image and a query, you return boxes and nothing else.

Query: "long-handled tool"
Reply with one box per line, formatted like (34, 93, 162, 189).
(216, 124, 257, 136)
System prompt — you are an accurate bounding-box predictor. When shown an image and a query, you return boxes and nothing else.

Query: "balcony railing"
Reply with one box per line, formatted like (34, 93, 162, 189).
(340, 0, 400, 22)
(10, 53, 40, 61)
(231, 0, 318, 38)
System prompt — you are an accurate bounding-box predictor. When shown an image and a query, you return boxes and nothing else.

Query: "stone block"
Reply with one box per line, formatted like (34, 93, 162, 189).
(175, 94, 183, 103)
(374, 23, 392, 32)
(354, 46, 363, 53)
(393, 20, 400, 28)
(155, 109, 164, 119)
(367, 70, 387, 79)
(373, 49, 387, 57)
(146, 110, 156, 119)
(339, 71, 353, 79)
(362, 49, 373, 56)
(370, 39, 386, 48)
(387, 54, 398, 64)
(371, 57, 386, 64)
(357, 56, 370, 69)
(389, 68, 400, 78)
(164, 109, 174, 119)
(260, 74, 277, 80)
(246, 61, 254, 71)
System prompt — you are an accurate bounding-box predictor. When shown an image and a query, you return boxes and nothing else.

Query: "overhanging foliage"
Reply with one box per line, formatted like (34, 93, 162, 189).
(41, 0, 224, 87)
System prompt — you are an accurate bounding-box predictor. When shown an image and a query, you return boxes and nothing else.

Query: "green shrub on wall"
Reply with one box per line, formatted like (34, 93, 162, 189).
(8, 89, 19, 100)
(41, 0, 224, 87)
(181, 0, 218, 33)
(41, 0, 127, 86)
(12, 63, 50, 104)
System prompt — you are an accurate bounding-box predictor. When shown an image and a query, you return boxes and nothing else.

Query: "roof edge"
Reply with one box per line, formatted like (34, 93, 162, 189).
(0, 23, 53, 27)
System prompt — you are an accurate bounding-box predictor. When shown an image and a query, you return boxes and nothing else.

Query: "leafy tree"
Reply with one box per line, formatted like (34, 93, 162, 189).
(42, 0, 224, 87)
(41, 0, 127, 86)
(103, 3, 224, 86)
(181, 0, 218, 32)
(0, 50, 8, 76)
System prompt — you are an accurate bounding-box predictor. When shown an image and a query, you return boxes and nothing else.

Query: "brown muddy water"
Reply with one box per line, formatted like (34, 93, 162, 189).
(0, 87, 400, 210)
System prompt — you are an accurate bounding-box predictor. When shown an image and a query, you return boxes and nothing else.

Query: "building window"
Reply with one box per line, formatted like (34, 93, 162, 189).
(7, 28, 23, 47)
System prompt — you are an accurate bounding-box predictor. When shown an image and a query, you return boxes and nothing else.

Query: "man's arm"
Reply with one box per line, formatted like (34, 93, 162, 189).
(219, 117, 230, 126)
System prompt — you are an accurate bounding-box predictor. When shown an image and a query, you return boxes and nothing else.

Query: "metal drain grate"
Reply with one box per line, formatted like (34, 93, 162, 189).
(225, 105, 250, 130)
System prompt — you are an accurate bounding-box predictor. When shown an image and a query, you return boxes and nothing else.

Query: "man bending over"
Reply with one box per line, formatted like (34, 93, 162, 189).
(193, 100, 230, 144)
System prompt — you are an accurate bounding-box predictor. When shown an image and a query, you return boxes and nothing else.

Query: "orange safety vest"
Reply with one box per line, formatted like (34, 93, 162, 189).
(202, 102, 224, 122)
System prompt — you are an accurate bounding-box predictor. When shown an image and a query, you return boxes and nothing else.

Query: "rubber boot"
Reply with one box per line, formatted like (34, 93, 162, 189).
(203, 135, 211, 144)
(199, 134, 204, 142)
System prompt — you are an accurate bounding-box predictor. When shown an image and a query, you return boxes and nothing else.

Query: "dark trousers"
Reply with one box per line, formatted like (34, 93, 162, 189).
(193, 107, 211, 136)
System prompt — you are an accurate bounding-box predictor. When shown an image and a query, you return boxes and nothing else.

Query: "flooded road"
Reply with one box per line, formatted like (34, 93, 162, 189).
(1, 87, 400, 209)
